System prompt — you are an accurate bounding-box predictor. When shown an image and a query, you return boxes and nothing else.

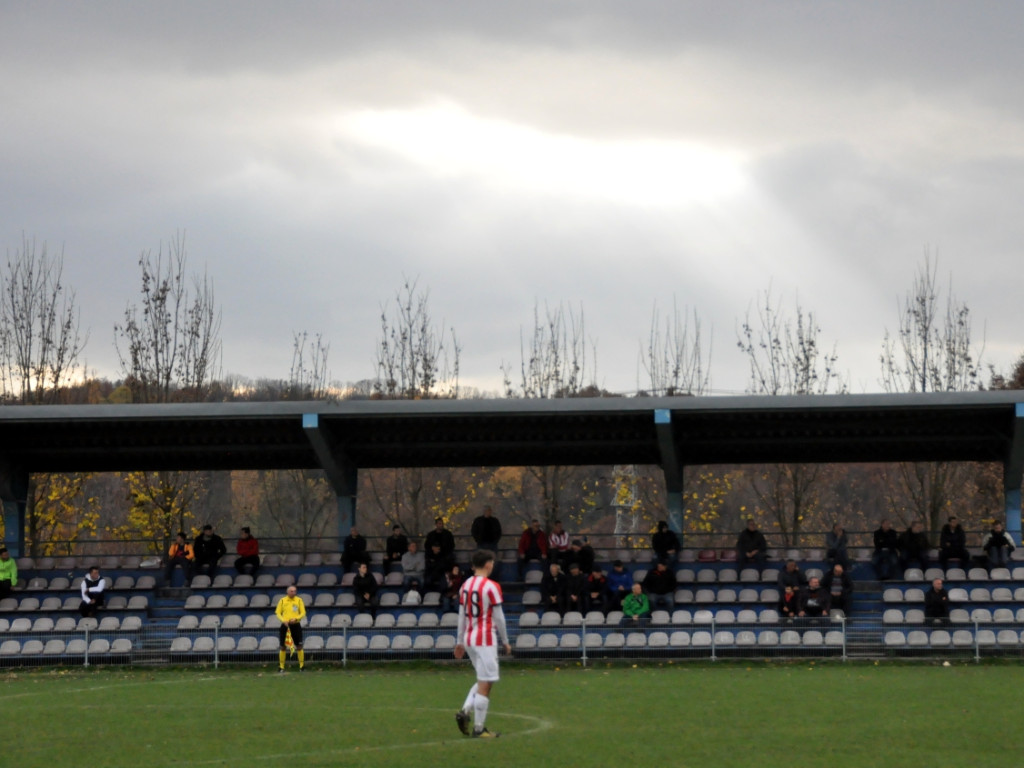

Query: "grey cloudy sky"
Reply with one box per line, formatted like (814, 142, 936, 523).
(1, 1, 1020, 395)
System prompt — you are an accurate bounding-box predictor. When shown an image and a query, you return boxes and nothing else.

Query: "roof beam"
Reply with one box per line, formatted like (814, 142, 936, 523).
(1006, 403, 1024, 491)
(302, 413, 357, 497)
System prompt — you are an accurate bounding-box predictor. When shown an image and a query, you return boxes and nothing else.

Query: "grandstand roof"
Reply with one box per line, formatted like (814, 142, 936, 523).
(0, 391, 1022, 475)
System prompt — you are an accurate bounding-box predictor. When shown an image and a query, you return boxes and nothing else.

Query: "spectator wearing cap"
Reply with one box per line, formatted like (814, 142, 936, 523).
(0, 547, 17, 599)
(193, 524, 227, 578)
(606, 560, 632, 610)
(642, 560, 677, 610)
(235, 526, 260, 575)
(651, 520, 681, 563)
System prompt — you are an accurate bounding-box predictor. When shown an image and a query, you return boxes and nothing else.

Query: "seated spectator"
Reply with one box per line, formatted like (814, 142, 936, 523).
(352, 562, 378, 618)
(938, 516, 971, 571)
(606, 559, 632, 610)
(384, 525, 408, 574)
(825, 523, 850, 570)
(619, 582, 651, 627)
(820, 563, 853, 615)
(651, 520, 681, 563)
(565, 539, 596, 575)
(517, 519, 548, 580)
(982, 521, 1016, 569)
(587, 566, 608, 613)
(163, 532, 194, 586)
(234, 526, 260, 575)
(471, 505, 502, 554)
(401, 541, 425, 590)
(777, 585, 799, 622)
(924, 578, 950, 624)
(79, 565, 105, 618)
(872, 519, 899, 581)
(777, 559, 806, 591)
(642, 560, 677, 610)
(193, 524, 227, 578)
(797, 576, 831, 622)
(424, 542, 454, 592)
(424, 517, 455, 560)
(736, 519, 767, 568)
(540, 562, 567, 615)
(443, 563, 463, 613)
(565, 562, 589, 613)
(899, 520, 930, 571)
(548, 520, 570, 567)
(342, 527, 371, 573)
(0, 546, 17, 599)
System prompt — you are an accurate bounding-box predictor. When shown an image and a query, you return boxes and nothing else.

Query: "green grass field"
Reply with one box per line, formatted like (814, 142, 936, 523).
(3, 660, 1020, 768)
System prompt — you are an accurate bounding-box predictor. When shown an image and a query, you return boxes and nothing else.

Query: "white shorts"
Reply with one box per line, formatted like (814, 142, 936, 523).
(466, 644, 500, 682)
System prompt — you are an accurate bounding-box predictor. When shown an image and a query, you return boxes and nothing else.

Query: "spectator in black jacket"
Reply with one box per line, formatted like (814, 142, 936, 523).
(565, 562, 589, 613)
(193, 524, 227, 579)
(872, 519, 900, 581)
(777, 560, 807, 591)
(342, 527, 371, 572)
(736, 519, 767, 568)
(540, 562, 567, 615)
(352, 562, 378, 618)
(424, 517, 455, 560)
(798, 577, 831, 623)
(586, 566, 608, 613)
(825, 523, 850, 570)
(425, 542, 454, 592)
(938, 516, 971, 571)
(821, 563, 853, 615)
(471, 505, 502, 555)
(651, 521, 681, 563)
(924, 577, 950, 624)
(642, 560, 677, 610)
(384, 525, 408, 573)
(565, 540, 596, 575)
(899, 520, 930, 571)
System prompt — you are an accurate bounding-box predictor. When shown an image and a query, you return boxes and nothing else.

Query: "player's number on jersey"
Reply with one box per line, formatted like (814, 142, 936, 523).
(465, 590, 484, 618)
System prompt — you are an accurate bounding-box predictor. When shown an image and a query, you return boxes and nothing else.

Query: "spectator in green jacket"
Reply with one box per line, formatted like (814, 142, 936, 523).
(0, 547, 17, 599)
(619, 582, 650, 627)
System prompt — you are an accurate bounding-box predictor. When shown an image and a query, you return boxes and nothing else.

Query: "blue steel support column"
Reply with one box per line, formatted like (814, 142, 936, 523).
(654, 409, 685, 536)
(1004, 403, 1024, 541)
(302, 413, 358, 543)
(0, 463, 28, 557)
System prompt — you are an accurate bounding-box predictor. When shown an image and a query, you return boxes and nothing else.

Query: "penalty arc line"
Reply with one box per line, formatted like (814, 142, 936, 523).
(188, 709, 557, 766)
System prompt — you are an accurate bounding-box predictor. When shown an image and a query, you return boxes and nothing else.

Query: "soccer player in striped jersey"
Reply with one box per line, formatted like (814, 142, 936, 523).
(454, 549, 511, 738)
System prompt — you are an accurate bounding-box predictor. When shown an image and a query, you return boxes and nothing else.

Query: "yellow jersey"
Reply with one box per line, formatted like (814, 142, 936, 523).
(275, 595, 306, 624)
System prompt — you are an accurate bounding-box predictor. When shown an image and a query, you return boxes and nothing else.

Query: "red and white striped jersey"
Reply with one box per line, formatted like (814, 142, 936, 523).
(458, 575, 504, 647)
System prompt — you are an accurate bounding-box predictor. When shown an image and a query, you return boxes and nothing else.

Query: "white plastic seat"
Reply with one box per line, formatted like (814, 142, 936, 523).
(968, 568, 989, 581)
(674, 589, 694, 604)
(948, 588, 969, 602)
(391, 634, 413, 651)
(924, 568, 945, 581)
(603, 632, 626, 648)
(970, 608, 993, 623)
(220, 615, 243, 630)
(192, 637, 215, 653)
(296, 573, 318, 588)
(904, 609, 925, 624)
(55, 617, 77, 632)
(540, 611, 562, 627)
(736, 609, 759, 624)
(177, 616, 199, 631)
(537, 633, 560, 649)
(212, 575, 233, 589)
(734, 630, 757, 646)
(671, 609, 692, 625)
(883, 588, 903, 603)
(336, 594, 356, 607)
(757, 630, 779, 646)
(949, 608, 970, 623)
(560, 633, 581, 649)
(374, 614, 396, 629)
(713, 630, 735, 647)
(233, 574, 255, 588)
(738, 589, 760, 603)
(413, 635, 435, 650)
(906, 630, 929, 647)
(929, 630, 952, 647)
(696, 569, 716, 583)
(198, 615, 219, 630)
(779, 630, 801, 646)
(395, 612, 418, 628)
(0, 640, 21, 656)
(345, 635, 369, 651)
(693, 610, 714, 625)
(316, 573, 338, 587)
(378, 592, 400, 607)
(690, 631, 713, 648)
(904, 588, 925, 602)
(993, 608, 1014, 623)
(584, 632, 603, 648)
(717, 589, 737, 603)
(952, 630, 974, 647)
(88, 638, 111, 655)
(675, 568, 696, 583)
(190, 575, 211, 589)
(976, 629, 996, 647)
(352, 613, 374, 629)
(997, 629, 1020, 647)
(243, 615, 264, 629)
(228, 594, 249, 609)
(625, 632, 647, 648)
(216, 636, 237, 653)
(515, 634, 537, 650)
(440, 612, 459, 628)
(258, 636, 280, 652)
(128, 595, 149, 610)
(236, 636, 259, 652)
(802, 631, 823, 646)
(519, 612, 540, 628)
(99, 616, 121, 631)
(563, 611, 584, 627)
(522, 590, 541, 606)
(695, 589, 715, 604)
(759, 609, 780, 624)
(649, 610, 669, 625)
(20, 640, 44, 656)
(184, 595, 206, 610)
(715, 609, 736, 624)
(970, 587, 991, 602)
(902, 568, 924, 582)
(31, 617, 54, 632)
(884, 631, 906, 647)
(43, 639, 67, 656)
(718, 569, 738, 583)
(739, 568, 759, 583)
(584, 610, 605, 626)
(825, 630, 844, 647)
(331, 614, 353, 629)
(669, 631, 691, 647)
(883, 609, 904, 624)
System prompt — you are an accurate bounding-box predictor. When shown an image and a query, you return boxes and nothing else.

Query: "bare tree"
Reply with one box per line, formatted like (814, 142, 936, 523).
(287, 331, 331, 400)
(0, 236, 87, 404)
(640, 298, 712, 396)
(736, 287, 845, 545)
(114, 232, 222, 403)
(111, 234, 222, 552)
(880, 254, 986, 535)
(374, 277, 459, 399)
(500, 301, 607, 531)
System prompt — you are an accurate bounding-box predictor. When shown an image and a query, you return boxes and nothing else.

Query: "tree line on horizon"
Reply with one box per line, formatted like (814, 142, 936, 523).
(1, 233, 1022, 559)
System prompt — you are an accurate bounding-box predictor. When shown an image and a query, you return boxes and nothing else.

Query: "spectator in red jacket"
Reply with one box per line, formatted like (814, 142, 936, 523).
(517, 519, 548, 580)
(235, 527, 260, 575)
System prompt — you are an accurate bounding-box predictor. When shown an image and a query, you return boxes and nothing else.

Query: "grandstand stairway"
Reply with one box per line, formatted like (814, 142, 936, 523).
(847, 579, 884, 657)
(132, 590, 190, 663)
